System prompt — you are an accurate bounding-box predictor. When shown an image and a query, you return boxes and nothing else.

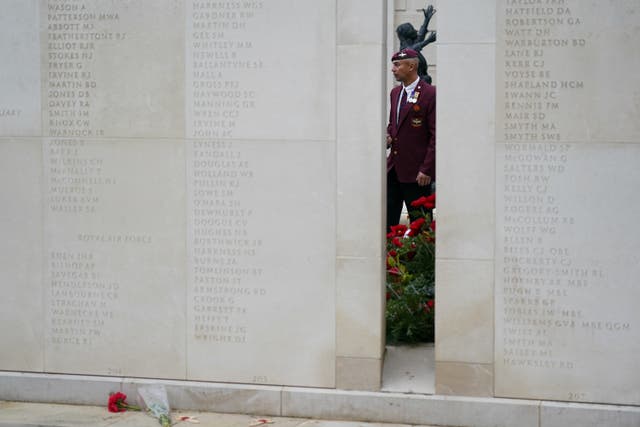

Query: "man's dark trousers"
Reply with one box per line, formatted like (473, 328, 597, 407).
(387, 167, 431, 231)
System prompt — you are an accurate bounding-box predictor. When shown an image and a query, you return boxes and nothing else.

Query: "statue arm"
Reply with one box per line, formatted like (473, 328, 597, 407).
(413, 31, 436, 51)
(417, 5, 436, 41)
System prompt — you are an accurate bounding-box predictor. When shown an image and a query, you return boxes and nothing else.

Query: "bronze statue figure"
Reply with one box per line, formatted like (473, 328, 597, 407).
(396, 4, 436, 84)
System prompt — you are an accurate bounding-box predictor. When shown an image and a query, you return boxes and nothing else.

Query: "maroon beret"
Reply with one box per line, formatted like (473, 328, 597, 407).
(391, 48, 419, 61)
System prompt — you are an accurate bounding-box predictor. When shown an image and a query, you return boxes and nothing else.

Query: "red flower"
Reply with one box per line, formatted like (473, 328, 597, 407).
(392, 237, 403, 248)
(412, 104, 421, 112)
(430, 220, 436, 232)
(411, 198, 434, 210)
(410, 193, 436, 210)
(410, 196, 427, 208)
(423, 300, 434, 314)
(408, 217, 425, 235)
(388, 249, 397, 257)
(107, 392, 140, 413)
(108, 392, 128, 413)
(410, 217, 425, 229)
(390, 224, 408, 236)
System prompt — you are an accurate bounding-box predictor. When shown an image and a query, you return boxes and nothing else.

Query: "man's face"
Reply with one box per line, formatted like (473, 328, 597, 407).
(392, 60, 411, 82)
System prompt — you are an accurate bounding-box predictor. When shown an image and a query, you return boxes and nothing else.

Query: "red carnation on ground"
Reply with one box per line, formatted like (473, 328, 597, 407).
(107, 392, 140, 413)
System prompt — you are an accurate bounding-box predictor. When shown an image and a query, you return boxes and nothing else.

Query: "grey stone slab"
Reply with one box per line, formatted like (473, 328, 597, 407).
(0, 402, 425, 427)
(300, 422, 414, 427)
(185, 2, 336, 141)
(1, 0, 389, 393)
(496, 0, 640, 143)
(0, 140, 43, 372)
(0, 1, 41, 137)
(335, 257, 385, 360)
(495, 143, 640, 405)
(337, 0, 385, 45)
(0, 373, 121, 406)
(42, 139, 187, 380)
(5, 374, 640, 427)
(121, 378, 282, 416)
(41, 1, 185, 139)
(0, 401, 132, 427)
(438, 0, 496, 44)
(282, 388, 539, 427)
(435, 44, 496, 261)
(494, 0, 640, 405)
(435, 260, 494, 365)
(541, 401, 640, 427)
(185, 141, 337, 387)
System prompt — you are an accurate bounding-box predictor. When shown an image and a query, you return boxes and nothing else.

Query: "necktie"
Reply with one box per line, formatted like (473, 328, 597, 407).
(397, 89, 407, 123)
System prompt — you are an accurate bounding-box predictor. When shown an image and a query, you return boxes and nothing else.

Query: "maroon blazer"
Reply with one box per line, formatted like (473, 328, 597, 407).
(387, 80, 436, 183)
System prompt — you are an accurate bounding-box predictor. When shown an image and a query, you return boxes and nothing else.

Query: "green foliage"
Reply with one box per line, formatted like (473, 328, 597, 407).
(385, 210, 435, 344)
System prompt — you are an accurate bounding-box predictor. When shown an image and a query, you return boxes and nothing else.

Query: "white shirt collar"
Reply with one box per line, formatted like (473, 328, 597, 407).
(396, 77, 421, 122)
(403, 77, 420, 94)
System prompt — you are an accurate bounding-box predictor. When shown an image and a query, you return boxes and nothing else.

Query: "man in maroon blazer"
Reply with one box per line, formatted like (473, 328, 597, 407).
(386, 48, 436, 230)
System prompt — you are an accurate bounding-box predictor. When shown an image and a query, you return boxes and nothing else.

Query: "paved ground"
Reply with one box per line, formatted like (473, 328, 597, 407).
(0, 401, 439, 427)
(381, 344, 434, 394)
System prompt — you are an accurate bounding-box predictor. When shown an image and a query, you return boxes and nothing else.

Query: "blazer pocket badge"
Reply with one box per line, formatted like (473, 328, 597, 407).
(411, 117, 423, 127)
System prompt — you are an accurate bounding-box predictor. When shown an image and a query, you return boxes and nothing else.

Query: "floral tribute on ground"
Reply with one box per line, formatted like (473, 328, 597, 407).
(107, 392, 140, 413)
(106, 385, 172, 426)
(386, 193, 435, 344)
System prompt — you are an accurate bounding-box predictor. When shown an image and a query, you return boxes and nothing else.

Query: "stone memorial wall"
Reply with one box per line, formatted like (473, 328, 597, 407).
(494, 0, 640, 405)
(6, 0, 638, 412)
(436, 0, 640, 407)
(0, 0, 386, 390)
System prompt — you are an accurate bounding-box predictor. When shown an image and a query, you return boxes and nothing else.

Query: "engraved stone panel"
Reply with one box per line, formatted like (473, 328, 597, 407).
(185, 0, 336, 141)
(495, 0, 640, 405)
(0, 139, 43, 371)
(42, 0, 185, 138)
(0, 0, 41, 136)
(496, 0, 640, 144)
(495, 142, 640, 405)
(43, 139, 186, 378)
(1, 0, 363, 389)
(186, 140, 336, 387)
